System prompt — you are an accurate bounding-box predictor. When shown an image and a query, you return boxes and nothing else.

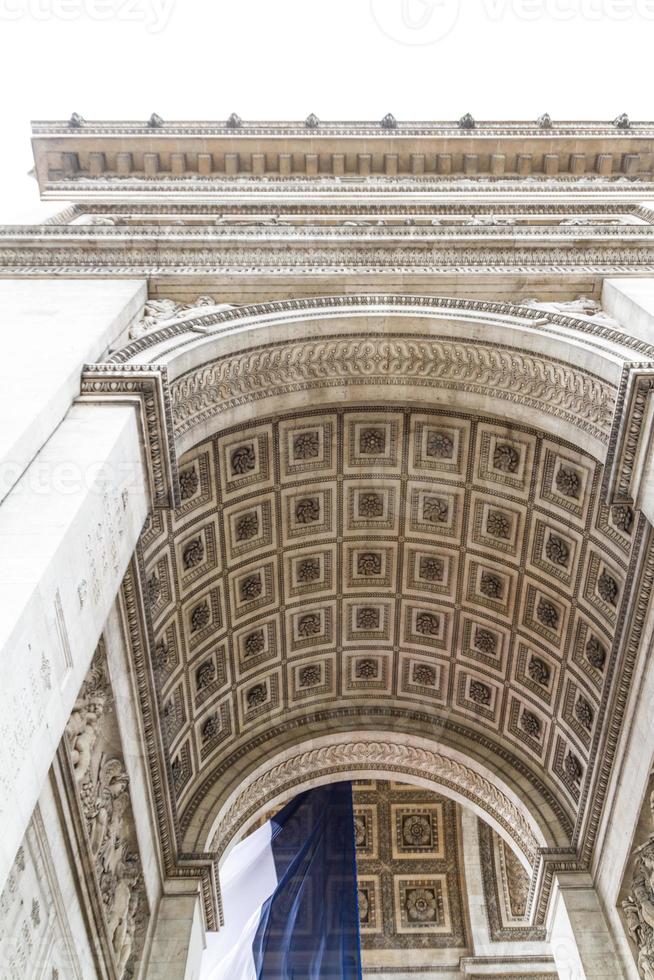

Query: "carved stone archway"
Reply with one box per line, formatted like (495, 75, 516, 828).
(207, 732, 544, 869)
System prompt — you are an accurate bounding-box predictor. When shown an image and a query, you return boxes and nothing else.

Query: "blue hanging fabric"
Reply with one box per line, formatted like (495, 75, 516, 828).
(201, 781, 362, 980)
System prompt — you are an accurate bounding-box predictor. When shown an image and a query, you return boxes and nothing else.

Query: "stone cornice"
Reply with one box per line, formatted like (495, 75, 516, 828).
(30, 119, 654, 199)
(30, 118, 654, 137)
(32, 119, 654, 143)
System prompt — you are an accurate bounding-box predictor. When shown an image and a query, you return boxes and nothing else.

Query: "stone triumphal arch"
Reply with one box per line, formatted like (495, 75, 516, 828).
(4, 115, 654, 978)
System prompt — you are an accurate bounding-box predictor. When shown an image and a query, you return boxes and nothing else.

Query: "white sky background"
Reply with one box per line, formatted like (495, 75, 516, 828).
(0, 0, 653, 221)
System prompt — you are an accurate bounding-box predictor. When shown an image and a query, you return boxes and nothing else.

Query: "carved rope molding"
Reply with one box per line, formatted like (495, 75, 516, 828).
(170, 337, 616, 446)
(212, 738, 540, 869)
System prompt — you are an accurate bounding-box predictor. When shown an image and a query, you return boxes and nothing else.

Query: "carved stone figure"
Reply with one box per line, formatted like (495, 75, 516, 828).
(106, 859, 141, 976)
(76, 214, 117, 226)
(467, 214, 517, 226)
(66, 663, 109, 783)
(65, 649, 147, 979)
(623, 837, 654, 979)
(129, 296, 229, 339)
(89, 758, 129, 861)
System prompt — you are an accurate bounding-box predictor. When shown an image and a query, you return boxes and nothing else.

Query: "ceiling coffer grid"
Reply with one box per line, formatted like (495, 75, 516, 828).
(138, 406, 636, 846)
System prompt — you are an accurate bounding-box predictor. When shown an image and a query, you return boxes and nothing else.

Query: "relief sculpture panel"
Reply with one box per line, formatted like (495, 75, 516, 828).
(64, 643, 149, 979)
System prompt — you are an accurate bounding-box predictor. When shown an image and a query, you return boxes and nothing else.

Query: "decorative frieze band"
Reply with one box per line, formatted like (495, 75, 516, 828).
(3, 243, 654, 277)
(169, 335, 616, 448)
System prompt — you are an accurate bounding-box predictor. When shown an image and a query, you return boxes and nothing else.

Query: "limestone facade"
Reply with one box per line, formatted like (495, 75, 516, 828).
(3, 116, 654, 977)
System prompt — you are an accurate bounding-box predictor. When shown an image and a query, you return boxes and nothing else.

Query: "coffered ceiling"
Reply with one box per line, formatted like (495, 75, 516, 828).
(137, 404, 642, 864)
